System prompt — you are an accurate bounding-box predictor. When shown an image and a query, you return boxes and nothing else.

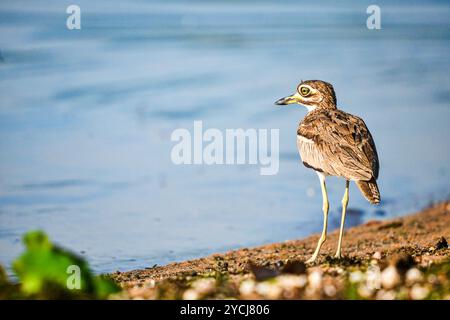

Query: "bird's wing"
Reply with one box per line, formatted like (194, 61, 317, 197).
(298, 110, 379, 181)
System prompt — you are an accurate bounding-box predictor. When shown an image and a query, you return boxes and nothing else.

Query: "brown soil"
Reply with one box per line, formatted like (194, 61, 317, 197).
(111, 201, 450, 287)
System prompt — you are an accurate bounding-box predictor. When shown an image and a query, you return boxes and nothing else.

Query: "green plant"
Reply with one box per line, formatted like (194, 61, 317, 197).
(11, 230, 120, 299)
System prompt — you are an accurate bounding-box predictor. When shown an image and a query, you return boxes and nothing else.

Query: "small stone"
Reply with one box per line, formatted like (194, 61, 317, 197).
(239, 279, 256, 296)
(248, 263, 278, 281)
(381, 266, 401, 289)
(435, 237, 448, 250)
(357, 284, 374, 299)
(372, 251, 382, 260)
(192, 278, 216, 295)
(376, 289, 396, 300)
(335, 267, 345, 275)
(410, 284, 429, 300)
(128, 286, 152, 300)
(281, 260, 306, 275)
(323, 284, 337, 297)
(405, 268, 423, 286)
(277, 274, 308, 290)
(143, 279, 156, 288)
(366, 265, 382, 290)
(308, 269, 323, 291)
(183, 289, 200, 300)
(255, 282, 282, 299)
(349, 271, 364, 283)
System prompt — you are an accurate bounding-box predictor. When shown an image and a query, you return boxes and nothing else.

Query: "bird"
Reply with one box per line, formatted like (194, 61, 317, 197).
(275, 80, 380, 263)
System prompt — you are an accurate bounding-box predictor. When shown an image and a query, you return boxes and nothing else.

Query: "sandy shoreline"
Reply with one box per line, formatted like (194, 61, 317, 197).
(109, 201, 450, 299)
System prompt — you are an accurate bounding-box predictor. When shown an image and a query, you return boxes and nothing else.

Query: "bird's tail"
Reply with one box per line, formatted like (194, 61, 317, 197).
(356, 178, 380, 204)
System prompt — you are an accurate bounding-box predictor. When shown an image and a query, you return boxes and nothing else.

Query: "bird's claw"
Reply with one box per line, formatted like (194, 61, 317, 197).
(305, 256, 317, 264)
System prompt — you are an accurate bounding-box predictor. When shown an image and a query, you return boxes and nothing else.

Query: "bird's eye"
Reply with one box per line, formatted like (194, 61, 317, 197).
(300, 86, 311, 96)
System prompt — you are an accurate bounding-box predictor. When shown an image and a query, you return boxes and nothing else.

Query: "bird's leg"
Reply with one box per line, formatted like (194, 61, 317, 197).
(306, 173, 329, 264)
(335, 180, 349, 259)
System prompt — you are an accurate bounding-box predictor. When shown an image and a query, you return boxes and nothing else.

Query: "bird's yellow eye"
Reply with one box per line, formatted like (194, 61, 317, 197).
(300, 86, 311, 96)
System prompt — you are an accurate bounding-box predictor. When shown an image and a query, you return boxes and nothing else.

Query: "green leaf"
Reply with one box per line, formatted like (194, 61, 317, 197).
(12, 230, 120, 298)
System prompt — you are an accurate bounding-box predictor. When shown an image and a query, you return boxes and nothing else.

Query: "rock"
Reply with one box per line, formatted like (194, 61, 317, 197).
(376, 289, 396, 300)
(435, 237, 448, 250)
(405, 268, 423, 286)
(183, 289, 200, 300)
(372, 251, 382, 260)
(281, 260, 306, 275)
(143, 279, 156, 288)
(366, 265, 382, 290)
(410, 284, 429, 300)
(255, 282, 282, 299)
(323, 284, 337, 297)
(239, 279, 256, 296)
(191, 278, 214, 294)
(277, 274, 307, 290)
(381, 266, 401, 289)
(308, 269, 323, 291)
(357, 284, 374, 299)
(248, 262, 278, 281)
(349, 271, 364, 283)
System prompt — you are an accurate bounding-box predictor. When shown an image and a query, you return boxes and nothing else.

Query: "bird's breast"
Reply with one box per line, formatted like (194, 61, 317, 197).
(297, 134, 315, 144)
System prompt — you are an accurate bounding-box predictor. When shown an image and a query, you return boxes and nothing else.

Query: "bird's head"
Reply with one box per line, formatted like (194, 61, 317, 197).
(275, 80, 337, 111)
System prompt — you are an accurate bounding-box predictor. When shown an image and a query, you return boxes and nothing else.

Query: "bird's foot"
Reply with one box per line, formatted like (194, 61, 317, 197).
(334, 252, 342, 259)
(305, 255, 318, 264)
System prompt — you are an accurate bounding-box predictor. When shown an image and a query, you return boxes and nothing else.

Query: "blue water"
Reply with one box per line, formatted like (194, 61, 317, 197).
(0, 0, 449, 274)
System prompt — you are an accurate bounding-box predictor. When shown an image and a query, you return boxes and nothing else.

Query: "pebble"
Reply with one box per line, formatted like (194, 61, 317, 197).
(183, 289, 200, 300)
(277, 274, 308, 290)
(410, 284, 429, 300)
(349, 271, 364, 283)
(366, 265, 381, 290)
(357, 284, 374, 299)
(376, 289, 396, 300)
(323, 284, 337, 297)
(372, 251, 382, 260)
(255, 282, 282, 299)
(192, 278, 216, 295)
(143, 279, 156, 288)
(405, 268, 423, 285)
(239, 280, 256, 296)
(380, 266, 401, 289)
(308, 269, 323, 291)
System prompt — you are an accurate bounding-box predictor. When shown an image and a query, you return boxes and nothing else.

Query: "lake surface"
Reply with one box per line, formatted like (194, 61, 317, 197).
(0, 0, 449, 274)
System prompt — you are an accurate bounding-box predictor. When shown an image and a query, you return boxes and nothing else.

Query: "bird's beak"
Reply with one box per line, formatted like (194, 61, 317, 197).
(274, 92, 301, 105)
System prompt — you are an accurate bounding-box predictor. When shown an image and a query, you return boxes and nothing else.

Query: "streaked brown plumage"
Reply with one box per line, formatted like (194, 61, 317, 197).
(297, 108, 380, 204)
(275, 79, 380, 262)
